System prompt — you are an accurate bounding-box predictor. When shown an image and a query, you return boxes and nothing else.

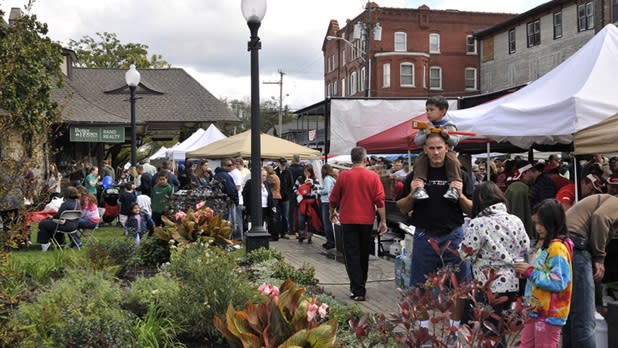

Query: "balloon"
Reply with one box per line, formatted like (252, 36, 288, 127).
(102, 176, 113, 189)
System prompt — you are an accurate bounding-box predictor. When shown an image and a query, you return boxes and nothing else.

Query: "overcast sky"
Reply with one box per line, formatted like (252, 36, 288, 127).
(2, 0, 547, 109)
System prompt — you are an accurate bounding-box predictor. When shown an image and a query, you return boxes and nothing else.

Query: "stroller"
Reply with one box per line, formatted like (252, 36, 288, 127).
(101, 187, 120, 224)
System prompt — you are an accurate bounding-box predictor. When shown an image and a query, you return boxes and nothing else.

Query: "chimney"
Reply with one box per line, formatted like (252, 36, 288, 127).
(9, 7, 24, 26)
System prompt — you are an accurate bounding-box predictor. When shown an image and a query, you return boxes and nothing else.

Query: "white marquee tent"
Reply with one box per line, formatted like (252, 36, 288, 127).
(166, 124, 227, 161)
(149, 145, 170, 160)
(450, 24, 618, 150)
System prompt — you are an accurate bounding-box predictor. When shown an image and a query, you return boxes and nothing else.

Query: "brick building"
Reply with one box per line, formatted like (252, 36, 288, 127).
(322, 2, 515, 99)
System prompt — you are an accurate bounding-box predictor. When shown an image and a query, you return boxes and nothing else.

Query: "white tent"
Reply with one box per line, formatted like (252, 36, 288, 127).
(149, 145, 169, 160)
(450, 24, 618, 149)
(166, 124, 227, 161)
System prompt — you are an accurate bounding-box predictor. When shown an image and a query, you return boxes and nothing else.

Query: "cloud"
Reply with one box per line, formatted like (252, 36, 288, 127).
(2, 0, 545, 109)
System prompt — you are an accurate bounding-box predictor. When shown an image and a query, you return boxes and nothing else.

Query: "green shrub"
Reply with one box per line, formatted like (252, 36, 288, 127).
(136, 237, 170, 267)
(240, 247, 283, 266)
(6, 269, 135, 347)
(162, 242, 259, 341)
(123, 274, 180, 318)
(272, 260, 317, 286)
(85, 238, 136, 273)
(134, 302, 185, 348)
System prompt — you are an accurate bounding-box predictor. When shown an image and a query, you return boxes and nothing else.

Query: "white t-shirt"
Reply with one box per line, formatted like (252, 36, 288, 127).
(229, 168, 243, 205)
(136, 194, 152, 217)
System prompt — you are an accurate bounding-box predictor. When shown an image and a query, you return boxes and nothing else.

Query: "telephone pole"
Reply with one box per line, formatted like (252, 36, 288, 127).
(263, 69, 285, 137)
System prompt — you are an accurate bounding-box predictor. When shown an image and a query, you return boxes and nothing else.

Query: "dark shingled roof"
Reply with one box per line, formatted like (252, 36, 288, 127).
(56, 67, 238, 125)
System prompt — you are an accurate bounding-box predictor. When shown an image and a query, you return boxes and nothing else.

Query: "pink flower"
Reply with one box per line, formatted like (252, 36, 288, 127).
(174, 211, 187, 221)
(306, 298, 319, 322)
(318, 303, 329, 319)
(196, 201, 206, 210)
(203, 207, 214, 217)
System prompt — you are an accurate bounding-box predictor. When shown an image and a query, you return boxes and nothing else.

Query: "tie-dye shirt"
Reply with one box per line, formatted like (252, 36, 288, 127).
(522, 238, 573, 326)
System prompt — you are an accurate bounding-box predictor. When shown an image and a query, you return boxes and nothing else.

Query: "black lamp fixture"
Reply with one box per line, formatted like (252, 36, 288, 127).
(125, 64, 141, 166)
(242, 0, 270, 252)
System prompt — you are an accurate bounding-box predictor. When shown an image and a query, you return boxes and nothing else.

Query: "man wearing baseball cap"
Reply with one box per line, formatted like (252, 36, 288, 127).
(606, 175, 618, 196)
(556, 173, 604, 211)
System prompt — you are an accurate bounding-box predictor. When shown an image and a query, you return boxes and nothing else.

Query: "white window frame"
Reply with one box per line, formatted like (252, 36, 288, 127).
(383, 63, 391, 88)
(553, 11, 563, 39)
(578, 2, 594, 31)
(508, 29, 516, 54)
(466, 35, 477, 55)
(429, 66, 442, 90)
(399, 62, 415, 87)
(429, 33, 440, 54)
(527, 19, 540, 48)
(350, 71, 357, 95)
(423, 65, 427, 88)
(464, 68, 477, 90)
(341, 77, 346, 96)
(394, 32, 407, 52)
(360, 67, 366, 92)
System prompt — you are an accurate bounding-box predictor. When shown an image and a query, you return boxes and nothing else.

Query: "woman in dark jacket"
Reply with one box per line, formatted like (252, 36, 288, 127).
(242, 168, 276, 241)
(38, 186, 81, 251)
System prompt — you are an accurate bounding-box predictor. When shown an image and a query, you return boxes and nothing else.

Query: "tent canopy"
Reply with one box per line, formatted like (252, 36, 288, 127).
(167, 124, 226, 161)
(450, 24, 618, 149)
(574, 112, 618, 155)
(149, 145, 169, 160)
(357, 113, 427, 153)
(186, 130, 321, 160)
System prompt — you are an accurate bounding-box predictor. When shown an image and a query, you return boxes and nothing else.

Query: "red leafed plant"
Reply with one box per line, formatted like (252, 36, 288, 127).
(349, 237, 530, 347)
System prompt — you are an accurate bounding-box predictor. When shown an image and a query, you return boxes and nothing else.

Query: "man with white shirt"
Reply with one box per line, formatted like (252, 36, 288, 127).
(229, 159, 244, 240)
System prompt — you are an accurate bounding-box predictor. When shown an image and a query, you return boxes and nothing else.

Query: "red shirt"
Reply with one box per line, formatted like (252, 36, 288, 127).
(329, 167, 385, 225)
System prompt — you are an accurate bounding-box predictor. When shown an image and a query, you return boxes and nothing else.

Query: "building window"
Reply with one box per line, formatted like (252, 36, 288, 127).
(578, 2, 594, 31)
(423, 65, 427, 88)
(383, 63, 391, 88)
(466, 35, 477, 55)
(429, 66, 442, 90)
(429, 33, 440, 53)
(342, 49, 346, 65)
(394, 32, 407, 51)
(360, 67, 366, 92)
(464, 68, 477, 90)
(553, 11, 563, 39)
(350, 71, 357, 95)
(400, 63, 415, 87)
(613, 0, 618, 23)
(508, 29, 516, 54)
(527, 20, 540, 47)
(341, 78, 346, 96)
(483, 37, 495, 61)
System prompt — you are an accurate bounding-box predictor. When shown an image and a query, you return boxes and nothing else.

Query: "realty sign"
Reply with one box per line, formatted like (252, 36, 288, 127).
(70, 126, 125, 143)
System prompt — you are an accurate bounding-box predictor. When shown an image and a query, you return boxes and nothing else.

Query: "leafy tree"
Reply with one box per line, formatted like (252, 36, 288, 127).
(67, 32, 170, 69)
(0, 4, 64, 248)
(222, 98, 295, 135)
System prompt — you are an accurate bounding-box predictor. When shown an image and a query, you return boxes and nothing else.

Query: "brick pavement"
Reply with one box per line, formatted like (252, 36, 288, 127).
(268, 234, 402, 315)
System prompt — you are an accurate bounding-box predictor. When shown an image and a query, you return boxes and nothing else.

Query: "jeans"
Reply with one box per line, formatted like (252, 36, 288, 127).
(410, 226, 471, 287)
(520, 319, 562, 347)
(562, 249, 596, 348)
(279, 200, 290, 234)
(228, 204, 244, 240)
(320, 202, 335, 245)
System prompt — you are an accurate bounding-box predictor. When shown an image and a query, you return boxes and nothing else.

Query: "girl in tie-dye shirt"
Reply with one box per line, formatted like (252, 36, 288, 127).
(514, 199, 573, 348)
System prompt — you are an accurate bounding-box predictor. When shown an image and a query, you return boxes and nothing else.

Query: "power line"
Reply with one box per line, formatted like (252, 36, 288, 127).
(263, 69, 285, 137)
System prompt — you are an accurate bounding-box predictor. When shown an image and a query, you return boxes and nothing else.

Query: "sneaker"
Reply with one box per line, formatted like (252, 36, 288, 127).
(443, 187, 460, 203)
(413, 187, 429, 200)
(41, 243, 51, 252)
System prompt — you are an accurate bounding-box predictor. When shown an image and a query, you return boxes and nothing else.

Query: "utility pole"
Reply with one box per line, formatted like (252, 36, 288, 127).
(263, 70, 285, 137)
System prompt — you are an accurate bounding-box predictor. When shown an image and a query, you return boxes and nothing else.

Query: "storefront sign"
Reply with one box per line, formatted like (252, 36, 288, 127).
(70, 126, 125, 143)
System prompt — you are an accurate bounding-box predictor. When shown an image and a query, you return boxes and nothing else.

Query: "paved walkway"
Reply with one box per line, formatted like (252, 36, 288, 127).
(269, 234, 402, 315)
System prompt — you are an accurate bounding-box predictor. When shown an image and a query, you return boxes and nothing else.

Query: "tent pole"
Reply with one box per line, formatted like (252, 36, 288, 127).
(573, 154, 579, 203)
(486, 142, 491, 180)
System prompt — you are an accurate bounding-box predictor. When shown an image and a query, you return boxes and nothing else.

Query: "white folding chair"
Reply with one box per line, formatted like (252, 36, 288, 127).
(50, 210, 82, 251)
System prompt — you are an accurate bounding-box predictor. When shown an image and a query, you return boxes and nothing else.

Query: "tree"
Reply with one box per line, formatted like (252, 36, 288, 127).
(0, 4, 64, 248)
(222, 98, 295, 135)
(67, 32, 170, 69)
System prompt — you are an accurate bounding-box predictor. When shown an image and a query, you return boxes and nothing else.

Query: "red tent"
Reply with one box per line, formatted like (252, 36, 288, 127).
(356, 113, 427, 154)
(356, 113, 513, 154)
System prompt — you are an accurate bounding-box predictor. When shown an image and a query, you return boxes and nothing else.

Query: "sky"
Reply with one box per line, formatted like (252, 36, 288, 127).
(1, 0, 547, 110)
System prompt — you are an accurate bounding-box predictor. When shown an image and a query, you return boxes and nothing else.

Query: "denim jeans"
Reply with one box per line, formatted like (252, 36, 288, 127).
(410, 226, 471, 287)
(228, 204, 244, 240)
(279, 200, 290, 234)
(562, 249, 596, 348)
(320, 202, 335, 245)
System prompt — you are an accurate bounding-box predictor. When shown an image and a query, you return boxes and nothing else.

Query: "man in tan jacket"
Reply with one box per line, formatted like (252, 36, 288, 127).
(563, 194, 618, 347)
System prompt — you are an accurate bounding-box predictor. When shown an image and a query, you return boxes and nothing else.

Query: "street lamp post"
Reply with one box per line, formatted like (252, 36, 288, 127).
(125, 64, 141, 166)
(242, 0, 270, 252)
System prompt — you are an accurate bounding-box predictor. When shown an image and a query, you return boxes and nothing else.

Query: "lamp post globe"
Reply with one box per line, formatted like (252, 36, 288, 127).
(242, 0, 270, 252)
(125, 64, 141, 166)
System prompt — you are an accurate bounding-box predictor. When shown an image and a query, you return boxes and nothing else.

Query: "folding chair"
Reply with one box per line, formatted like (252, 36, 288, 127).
(50, 210, 82, 251)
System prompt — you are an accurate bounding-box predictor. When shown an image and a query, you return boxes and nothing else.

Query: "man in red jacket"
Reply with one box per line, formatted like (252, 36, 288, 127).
(329, 146, 388, 302)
